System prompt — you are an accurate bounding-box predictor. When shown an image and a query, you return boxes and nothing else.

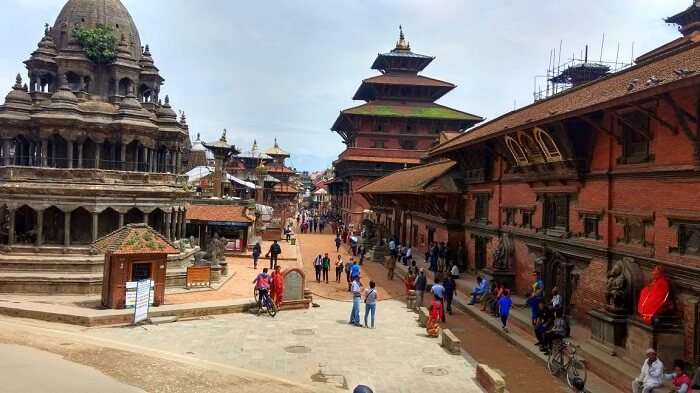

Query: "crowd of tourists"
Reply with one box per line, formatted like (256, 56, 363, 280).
(296, 209, 329, 234)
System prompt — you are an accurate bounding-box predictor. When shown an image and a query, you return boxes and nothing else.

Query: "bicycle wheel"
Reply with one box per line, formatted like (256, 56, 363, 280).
(266, 296, 278, 318)
(566, 358, 587, 387)
(547, 349, 564, 376)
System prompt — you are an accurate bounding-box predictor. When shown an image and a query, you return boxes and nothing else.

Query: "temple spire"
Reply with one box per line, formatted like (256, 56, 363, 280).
(395, 25, 410, 51)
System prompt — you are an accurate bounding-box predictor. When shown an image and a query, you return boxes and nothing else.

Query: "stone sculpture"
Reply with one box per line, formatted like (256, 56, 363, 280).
(492, 233, 513, 271)
(605, 259, 628, 313)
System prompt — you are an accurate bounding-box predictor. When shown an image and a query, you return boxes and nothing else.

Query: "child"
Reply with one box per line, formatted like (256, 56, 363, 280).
(498, 289, 513, 332)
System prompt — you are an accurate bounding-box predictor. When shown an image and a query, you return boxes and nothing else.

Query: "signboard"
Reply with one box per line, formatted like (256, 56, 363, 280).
(133, 279, 151, 324)
(125, 281, 155, 309)
(187, 266, 211, 288)
(283, 270, 304, 301)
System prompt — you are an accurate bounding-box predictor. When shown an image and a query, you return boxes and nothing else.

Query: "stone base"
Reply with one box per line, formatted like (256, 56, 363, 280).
(589, 309, 628, 355)
(407, 290, 416, 310)
(440, 329, 461, 355)
(279, 298, 311, 310)
(476, 364, 506, 393)
(483, 269, 515, 290)
(624, 317, 684, 366)
(368, 245, 389, 262)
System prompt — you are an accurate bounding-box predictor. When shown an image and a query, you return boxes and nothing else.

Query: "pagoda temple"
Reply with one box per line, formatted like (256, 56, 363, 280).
(330, 27, 483, 226)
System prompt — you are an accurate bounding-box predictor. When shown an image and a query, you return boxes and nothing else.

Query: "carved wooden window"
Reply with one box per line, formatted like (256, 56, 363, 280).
(371, 140, 386, 148)
(521, 210, 533, 229)
(505, 136, 529, 166)
(678, 222, 700, 256)
(620, 111, 650, 164)
(474, 194, 490, 223)
(518, 132, 545, 162)
(543, 194, 569, 231)
(505, 208, 516, 226)
(533, 127, 563, 161)
(400, 139, 417, 150)
(619, 218, 646, 245)
(583, 216, 599, 239)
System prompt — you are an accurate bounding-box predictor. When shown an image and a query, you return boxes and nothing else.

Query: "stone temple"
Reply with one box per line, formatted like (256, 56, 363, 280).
(0, 0, 192, 294)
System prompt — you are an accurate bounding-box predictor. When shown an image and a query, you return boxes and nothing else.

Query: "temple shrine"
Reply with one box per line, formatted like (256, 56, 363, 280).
(329, 27, 482, 227)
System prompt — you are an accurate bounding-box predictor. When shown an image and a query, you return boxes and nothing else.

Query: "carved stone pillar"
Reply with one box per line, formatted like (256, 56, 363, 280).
(66, 140, 74, 169)
(164, 212, 172, 240)
(7, 208, 15, 246)
(64, 211, 71, 247)
(140, 145, 147, 172)
(77, 142, 83, 169)
(175, 150, 181, 174)
(120, 143, 127, 171)
(91, 212, 98, 243)
(40, 139, 48, 167)
(50, 140, 56, 167)
(36, 208, 44, 247)
(3, 139, 10, 166)
(180, 209, 187, 239)
(143, 211, 149, 224)
(94, 143, 101, 169)
(118, 212, 125, 228)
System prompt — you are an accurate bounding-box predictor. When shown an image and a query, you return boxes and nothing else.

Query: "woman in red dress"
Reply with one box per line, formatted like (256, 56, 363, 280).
(270, 265, 284, 307)
(426, 296, 443, 337)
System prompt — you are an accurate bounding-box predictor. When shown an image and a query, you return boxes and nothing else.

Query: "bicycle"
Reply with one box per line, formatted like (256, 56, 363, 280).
(255, 287, 278, 318)
(547, 339, 587, 388)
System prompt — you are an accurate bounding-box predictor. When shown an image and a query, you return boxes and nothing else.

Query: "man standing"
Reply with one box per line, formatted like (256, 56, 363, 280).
(404, 245, 412, 266)
(414, 269, 427, 308)
(386, 254, 396, 281)
(335, 236, 341, 252)
(252, 241, 261, 269)
(632, 349, 664, 393)
(349, 276, 363, 327)
(266, 240, 281, 269)
(313, 254, 323, 283)
(388, 238, 397, 262)
(321, 253, 331, 283)
(431, 278, 446, 322)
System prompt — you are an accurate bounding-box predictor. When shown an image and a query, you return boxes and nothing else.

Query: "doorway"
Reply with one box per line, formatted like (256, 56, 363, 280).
(131, 262, 151, 282)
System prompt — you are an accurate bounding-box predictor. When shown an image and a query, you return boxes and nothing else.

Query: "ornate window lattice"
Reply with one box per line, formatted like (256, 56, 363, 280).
(533, 127, 563, 162)
(505, 136, 529, 166)
(474, 194, 490, 223)
(543, 194, 569, 231)
(678, 222, 700, 256)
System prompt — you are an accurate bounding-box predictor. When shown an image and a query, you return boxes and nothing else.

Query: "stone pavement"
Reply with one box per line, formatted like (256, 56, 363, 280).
(85, 298, 484, 393)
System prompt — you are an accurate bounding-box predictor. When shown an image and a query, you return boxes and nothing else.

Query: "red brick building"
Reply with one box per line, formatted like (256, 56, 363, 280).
(329, 27, 482, 226)
(359, 3, 700, 371)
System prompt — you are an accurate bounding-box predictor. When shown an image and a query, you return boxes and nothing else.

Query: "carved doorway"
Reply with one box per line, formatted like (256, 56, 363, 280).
(474, 236, 488, 271)
(538, 251, 575, 315)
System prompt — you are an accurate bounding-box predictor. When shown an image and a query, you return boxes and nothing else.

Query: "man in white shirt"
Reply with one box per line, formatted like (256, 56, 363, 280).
(632, 348, 664, 393)
(404, 246, 412, 266)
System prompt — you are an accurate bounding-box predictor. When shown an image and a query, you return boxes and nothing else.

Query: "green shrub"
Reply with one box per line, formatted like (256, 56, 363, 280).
(72, 25, 117, 64)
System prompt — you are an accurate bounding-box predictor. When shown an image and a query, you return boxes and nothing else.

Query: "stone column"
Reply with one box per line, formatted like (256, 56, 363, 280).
(180, 209, 187, 239)
(36, 209, 44, 247)
(171, 211, 178, 240)
(175, 211, 182, 239)
(50, 140, 57, 167)
(40, 139, 48, 167)
(164, 212, 172, 240)
(64, 211, 71, 247)
(120, 143, 127, 171)
(165, 151, 171, 173)
(118, 212, 125, 228)
(3, 139, 10, 166)
(175, 150, 181, 174)
(77, 142, 83, 169)
(140, 145, 147, 172)
(143, 211, 149, 224)
(7, 208, 15, 246)
(66, 140, 74, 169)
(91, 212, 99, 243)
(94, 143, 101, 169)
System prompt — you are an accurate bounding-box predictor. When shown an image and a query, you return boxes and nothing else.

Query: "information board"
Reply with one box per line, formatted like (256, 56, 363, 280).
(125, 280, 155, 309)
(133, 279, 151, 324)
(187, 266, 211, 288)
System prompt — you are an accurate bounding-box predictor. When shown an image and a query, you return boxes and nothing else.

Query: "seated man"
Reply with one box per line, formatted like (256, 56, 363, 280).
(542, 310, 567, 354)
(632, 348, 664, 393)
(468, 276, 489, 305)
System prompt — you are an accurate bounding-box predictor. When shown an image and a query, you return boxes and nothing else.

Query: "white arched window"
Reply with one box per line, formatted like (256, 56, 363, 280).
(533, 127, 563, 161)
(505, 135, 529, 166)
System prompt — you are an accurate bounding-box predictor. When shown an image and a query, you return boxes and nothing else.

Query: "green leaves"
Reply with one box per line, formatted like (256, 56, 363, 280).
(72, 24, 117, 64)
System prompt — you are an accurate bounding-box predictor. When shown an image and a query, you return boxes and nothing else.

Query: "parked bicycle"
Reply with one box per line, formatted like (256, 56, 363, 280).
(547, 339, 587, 388)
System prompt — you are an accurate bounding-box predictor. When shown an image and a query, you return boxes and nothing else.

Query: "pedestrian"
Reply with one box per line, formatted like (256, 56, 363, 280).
(662, 359, 691, 393)
(335, 255, 344, 283)
(349, 276, 362, 327)
(426, 294, 443, 337)
(468, 276, 489, 305)
(551, 286, 562, 314)
(265, 240, 281, 269)
(535, 301, 554, 350)
(405, 268, 416, 295)
(443, 275, 456, 315)
(438, 242, 447, 272)
(364, 280, 377, 328)
(386, 253, 396, 281)
(353, 385, 374, 393)
(358, 245, 365, 265)
(335, 235, 341, 252)
(542, 310, 567, 355)
(313, 254, 323, 283)
(388, 238, 397, 261)
(431, 278, 446, 322)
(449, 262, 459, 279)
(632, 348, 664, 393)
(284, 226, 291, 242)
(252, 241, 261, 269)
(414, 269, 427, 308)
(345, 257, 354, 291)
(531, 271, 544, 299)
(526, 292, 541, 330)
(270, 265, 284, 308)
(429, 243, 439, 272)
(322, 253, 331, 283)
(351, 259, 361, 282)
(498, 289, 513, 332)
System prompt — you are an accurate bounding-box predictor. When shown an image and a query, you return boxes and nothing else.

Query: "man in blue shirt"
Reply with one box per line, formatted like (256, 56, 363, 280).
(350, 260, 361, 281)
(349, 277, 363, 326)
(431, 278, 446, 322)
(468, 276, 489, 305)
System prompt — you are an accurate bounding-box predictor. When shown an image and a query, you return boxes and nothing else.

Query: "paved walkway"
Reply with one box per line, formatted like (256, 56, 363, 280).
(86, 298, 483, 393)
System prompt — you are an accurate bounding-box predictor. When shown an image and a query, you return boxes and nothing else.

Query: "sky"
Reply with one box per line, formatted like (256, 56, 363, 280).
(0, 0, 690, 172)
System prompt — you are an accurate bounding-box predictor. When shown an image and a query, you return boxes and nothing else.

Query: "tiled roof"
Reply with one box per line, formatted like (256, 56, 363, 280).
(430, 42, 700, 156)
(273, 183, 299, 194)
(357, 159, 457, 194)
(332, 101, 483, 131)
(187, 204, 253, 223)
(94, 224, 178, 255)
(353, 74, 455, 100)
(336, 155, 422, 165)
